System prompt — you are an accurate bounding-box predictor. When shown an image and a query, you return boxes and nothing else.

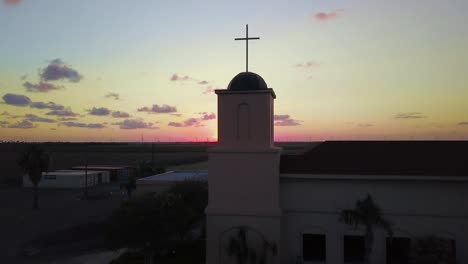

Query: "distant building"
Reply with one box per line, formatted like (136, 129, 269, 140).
(70, 165, 135, 182)
(206, 71, 468, 264)
(136, 170, 207, 195)
(22, 170, 103, 189)
(56, 169, 110, 184)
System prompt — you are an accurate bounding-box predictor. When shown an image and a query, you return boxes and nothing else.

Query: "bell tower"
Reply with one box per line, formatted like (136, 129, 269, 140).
(206, 71, 282, 264)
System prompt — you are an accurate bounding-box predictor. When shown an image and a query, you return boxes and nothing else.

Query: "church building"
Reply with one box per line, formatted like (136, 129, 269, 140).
(206, 70, 468, 264)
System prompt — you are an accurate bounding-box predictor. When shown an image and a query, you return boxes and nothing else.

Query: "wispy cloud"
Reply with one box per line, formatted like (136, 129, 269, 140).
(168, 112, 216, 128)
(3, 0, 21, 6)
(168, 118, 202, 128)
(30, 101, 65, 111)
(313, 11, 339, 21)
(394, 112, 427, 119)
(62, 121, 106, 129)
(23, 81, 64, 93)
(295, 61, 320, 69)
(2, 93, 31, 107)
(88, 107, 111, 116)
(203, 87, 216, 94)
(8, 120, 34, 129)
(170, 73, 191, 82)
(0, 121, 9, 127)
(274, 114, 302, 126)
(40, 59, 82, 82)
(138, 104, 177, 114)
(356, 123, 375, 128)
(114, 119, 157, 129)
(25, 114, 56, 123)
(46, 109, 79, 117)
(58, 117, 78, 121)
(105, 92, 120, 100)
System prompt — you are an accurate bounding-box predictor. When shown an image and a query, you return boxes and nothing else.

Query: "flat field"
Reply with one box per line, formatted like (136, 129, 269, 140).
(0, 142, 216, 187)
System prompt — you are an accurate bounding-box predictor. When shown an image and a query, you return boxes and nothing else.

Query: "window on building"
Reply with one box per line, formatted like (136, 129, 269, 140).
(386, 237, 410, 264)
(344, 235, 365, 263)
(303, 234, 326, 262)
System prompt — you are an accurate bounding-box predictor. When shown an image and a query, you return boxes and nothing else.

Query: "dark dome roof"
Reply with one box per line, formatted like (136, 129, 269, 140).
(227, 72, 268, 91)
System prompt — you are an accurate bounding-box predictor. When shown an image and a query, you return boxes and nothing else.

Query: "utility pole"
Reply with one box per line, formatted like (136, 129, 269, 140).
(84, 151, 89, 199)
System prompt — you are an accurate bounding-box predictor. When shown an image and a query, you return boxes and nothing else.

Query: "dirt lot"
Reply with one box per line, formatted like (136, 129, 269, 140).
(0, 183, 124, 264)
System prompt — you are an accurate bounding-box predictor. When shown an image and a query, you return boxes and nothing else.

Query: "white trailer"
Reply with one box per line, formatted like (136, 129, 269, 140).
(22, 170, 101, 189)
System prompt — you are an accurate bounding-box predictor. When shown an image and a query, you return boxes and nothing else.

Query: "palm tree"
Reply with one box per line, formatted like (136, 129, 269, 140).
(227, 226, 277, 264)
(18, 144, 50, 209)
(340, 194, 392, 264)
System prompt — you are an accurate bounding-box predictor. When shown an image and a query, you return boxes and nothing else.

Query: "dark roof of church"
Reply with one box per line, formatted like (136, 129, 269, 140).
(280, 141, 468, 176)
(227, 72, 268, 91)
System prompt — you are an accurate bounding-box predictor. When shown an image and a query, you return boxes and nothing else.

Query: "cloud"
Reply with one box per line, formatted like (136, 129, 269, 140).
(203, 87, 215, 94)
(105, 92, 120, 100)
(394, 112, 427, 119)
(0, 121, 9, 127)
(87, 123, 106, 129)
(274, 115, 290, 121)
(200, 112, 216, 121)
(168, 122, 183, 127)
(313, 11, 338, 21)
(8, 120, 34, 129)
(168, 118, 201, 128)
(58, 117, 78, 121)
(88, 107, 111, 116)
(198, 80, 209, 85)
(357, 123, 375, 128)
(61, 121, 105, 129)
(3, 0, 21, 6)
(46, 109, 79, 117)
(2, 93, 31, 107)
(40, 58, 82, 82)
(30, 101, 65, 111)
(111, 111, 130, 118)
(274, 114, 302, 126)
(20, 74, 28, 80)
(23, 81, 64, 93)
(25, 114, 56, 123)
(295, 61, 320, 69)
(115, 119, 156, 129)
(458, 122, 468, 126)
(168, 112, 216, 128)
(170, 74, 191, 81)
(138, 104, 177, 114)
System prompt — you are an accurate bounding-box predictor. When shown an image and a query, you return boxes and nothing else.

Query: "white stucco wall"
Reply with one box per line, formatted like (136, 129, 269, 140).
(280, 174, 468, 264)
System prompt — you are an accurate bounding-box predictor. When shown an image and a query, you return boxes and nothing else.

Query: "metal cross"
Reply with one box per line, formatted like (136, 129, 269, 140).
(235, 24, 260, 72)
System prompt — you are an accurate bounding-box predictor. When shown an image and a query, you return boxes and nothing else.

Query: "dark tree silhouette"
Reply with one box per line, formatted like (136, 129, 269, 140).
(226, 226, 277, 264)
(106, 180, 207, 264)
(340, 194, 392, 264)
(18, 144, 50, 209)
(411, 236, 456, 264)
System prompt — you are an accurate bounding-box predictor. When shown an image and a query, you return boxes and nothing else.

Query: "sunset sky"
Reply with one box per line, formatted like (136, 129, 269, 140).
(1, 0, 467, 142)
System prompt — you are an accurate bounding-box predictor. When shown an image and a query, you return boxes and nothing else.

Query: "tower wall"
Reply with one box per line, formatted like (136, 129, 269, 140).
(207, 88, 282, 264)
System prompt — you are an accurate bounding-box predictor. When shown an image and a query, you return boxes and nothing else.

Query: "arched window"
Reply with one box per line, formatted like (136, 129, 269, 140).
(237, 103, 250, 141)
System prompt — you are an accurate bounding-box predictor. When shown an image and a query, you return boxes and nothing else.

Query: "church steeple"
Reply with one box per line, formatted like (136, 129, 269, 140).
(215, 71, 276, 150)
